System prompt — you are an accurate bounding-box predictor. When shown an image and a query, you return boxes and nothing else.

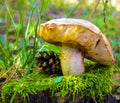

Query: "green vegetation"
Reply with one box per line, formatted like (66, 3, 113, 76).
(1, 61, 114, 103)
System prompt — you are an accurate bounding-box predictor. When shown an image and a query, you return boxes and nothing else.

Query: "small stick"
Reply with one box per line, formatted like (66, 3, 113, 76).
(89, 0, 100, 20)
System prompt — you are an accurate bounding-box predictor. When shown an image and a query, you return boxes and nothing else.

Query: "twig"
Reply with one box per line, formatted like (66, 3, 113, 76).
(89, 0, 100, 20)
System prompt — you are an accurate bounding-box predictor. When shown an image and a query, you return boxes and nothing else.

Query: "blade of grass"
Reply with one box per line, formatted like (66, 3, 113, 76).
(10, 91, 17, 103)
(66, 0, 82, 18)
(23, 61, 34, 77)
(0, 59, 6, 69)
(32, 20, 39, 59)
(17, 0, 25, 35)
(5, 1, 17, 34)
(22, 50, 32, 69)
(5, 0, 19, 48)
(0, 43, 9, 62)
(32, 2, 41, 59)
(6, 13, 10, 53)
(24, 1, 38, 41)
(40, 0, 49, 13)
(0, 42, 13, 70)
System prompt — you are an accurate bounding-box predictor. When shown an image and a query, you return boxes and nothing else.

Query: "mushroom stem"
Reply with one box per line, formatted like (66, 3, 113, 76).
(60, 45, 85, 76)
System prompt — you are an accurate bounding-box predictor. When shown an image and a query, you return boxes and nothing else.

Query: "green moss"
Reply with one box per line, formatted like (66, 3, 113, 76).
(1, 61, 114, 102)
(51, 66, 114, 100)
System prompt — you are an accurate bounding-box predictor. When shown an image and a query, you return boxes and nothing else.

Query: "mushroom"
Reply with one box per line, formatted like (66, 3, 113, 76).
(37, 18, 115, 76)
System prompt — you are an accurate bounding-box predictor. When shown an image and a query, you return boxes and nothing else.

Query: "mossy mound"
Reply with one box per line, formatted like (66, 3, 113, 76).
(1, 61, 114, 103)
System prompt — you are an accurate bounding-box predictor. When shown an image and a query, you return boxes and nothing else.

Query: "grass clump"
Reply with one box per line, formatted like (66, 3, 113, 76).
(1, 61, 114, 102)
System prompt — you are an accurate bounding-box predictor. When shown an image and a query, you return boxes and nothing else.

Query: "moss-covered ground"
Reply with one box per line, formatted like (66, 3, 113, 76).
(1, 60, 114, 103)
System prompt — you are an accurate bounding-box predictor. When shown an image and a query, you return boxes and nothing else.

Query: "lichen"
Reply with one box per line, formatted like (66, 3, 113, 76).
(1, 60, 114, 102)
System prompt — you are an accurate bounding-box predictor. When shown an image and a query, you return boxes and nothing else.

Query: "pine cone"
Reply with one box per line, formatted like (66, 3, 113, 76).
(36, 51, 61, 75)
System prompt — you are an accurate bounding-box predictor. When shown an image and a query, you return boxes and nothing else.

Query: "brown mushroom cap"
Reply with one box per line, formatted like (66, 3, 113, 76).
(38, 18, 115, 66)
